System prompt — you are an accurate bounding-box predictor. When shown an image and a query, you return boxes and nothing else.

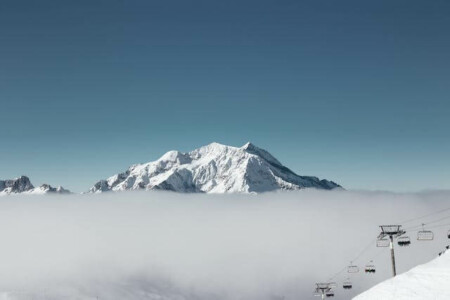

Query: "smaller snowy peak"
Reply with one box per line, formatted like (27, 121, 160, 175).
(89, 180, 110, 193)
(0, 176, 70, 196)
(0, 176, 34, 194)
(158, 150, 192, 165)
(29, 184, 71, 195)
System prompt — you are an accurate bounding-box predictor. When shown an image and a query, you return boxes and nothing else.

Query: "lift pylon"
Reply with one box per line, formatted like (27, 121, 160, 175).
(378, 225, 405, 277)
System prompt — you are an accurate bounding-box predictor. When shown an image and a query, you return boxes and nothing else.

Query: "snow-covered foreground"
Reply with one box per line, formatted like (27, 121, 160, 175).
(0, 190, 449, 300)
(354, 250, 450, 300)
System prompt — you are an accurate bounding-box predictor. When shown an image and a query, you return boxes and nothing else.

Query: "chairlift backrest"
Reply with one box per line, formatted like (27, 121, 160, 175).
(417, 230, 434, 241)
(347, 264, 359, 273)
(364, 260, 375, 273)
(343, 281, 352, 289)
(398, 236, 411, 246)
(377, 237, 390, 247)
(326, 291, 335, 297)
(417, 224, 434, 241)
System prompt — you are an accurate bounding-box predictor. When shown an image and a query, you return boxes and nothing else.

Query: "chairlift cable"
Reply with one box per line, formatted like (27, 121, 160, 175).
(371, 248, 385, 260)
(403, 215, 450, 231)
(405, 222, 450, 232)
(328, 266, 347, 281)
(352, 238, 378, 262)
(328, 238, 376, 281)
(398, 207, 450, 225)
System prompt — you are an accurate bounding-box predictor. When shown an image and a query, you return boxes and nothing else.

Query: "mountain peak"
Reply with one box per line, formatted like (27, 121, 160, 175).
(241, 142, 283, 167)
(0, 176, 70, 196)
(89, 142, 341, 193)
(0, 175, 34, 194)
(241, 142, 254, 149)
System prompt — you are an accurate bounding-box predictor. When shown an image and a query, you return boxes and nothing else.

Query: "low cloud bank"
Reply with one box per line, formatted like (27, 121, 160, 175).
(0, 190, 449, 300)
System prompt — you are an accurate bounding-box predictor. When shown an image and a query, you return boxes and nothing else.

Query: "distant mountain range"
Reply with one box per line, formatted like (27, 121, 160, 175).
(1, 142, 341, 195)
(0, 176, 70, 195)
(90, 142, 341, 193)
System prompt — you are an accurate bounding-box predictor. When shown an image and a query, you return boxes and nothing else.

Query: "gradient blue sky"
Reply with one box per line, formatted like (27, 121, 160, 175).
(1, 0, 449, 192)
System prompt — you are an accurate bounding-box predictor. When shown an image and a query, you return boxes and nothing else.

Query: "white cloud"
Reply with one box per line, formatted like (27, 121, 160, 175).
(0, 190, 449, 300)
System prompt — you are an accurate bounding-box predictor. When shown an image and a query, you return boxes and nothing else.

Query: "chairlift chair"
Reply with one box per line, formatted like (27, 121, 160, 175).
(325, 290, 335, 297)
(417, 224, 434, 241)
(397, 236, 411, 247)
(342, 279, 352, 290)
(377, 237, 390, 247)
(447, 230, 450, 239)
(347, 262, 359, 273)
(365, 261, 376, 273)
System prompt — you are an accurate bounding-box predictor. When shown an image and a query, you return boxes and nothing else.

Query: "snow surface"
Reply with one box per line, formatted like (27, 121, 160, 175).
(89, 142, 340, 193)
(354, 249, 450, 300)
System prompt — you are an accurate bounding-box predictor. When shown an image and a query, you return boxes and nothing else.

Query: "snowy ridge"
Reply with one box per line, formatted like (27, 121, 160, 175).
(354, 250, 450, 300)
(0, 176, 70, 195)
(90, 142, 341, 193)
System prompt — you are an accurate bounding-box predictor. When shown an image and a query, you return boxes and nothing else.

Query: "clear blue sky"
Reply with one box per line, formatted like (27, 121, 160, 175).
(0, 0, 449, 192)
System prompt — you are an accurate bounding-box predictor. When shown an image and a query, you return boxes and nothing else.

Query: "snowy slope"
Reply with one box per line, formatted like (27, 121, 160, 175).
(354, 250, 450, 300)
(0, 176, 70, 195)
(90, 142, 341, 193)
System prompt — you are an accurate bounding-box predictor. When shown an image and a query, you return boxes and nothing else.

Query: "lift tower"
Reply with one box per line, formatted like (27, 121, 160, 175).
(378, 225, 405, 277)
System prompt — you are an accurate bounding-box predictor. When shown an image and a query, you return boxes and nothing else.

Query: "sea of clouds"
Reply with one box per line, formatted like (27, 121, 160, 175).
(0, 190, 449, 300)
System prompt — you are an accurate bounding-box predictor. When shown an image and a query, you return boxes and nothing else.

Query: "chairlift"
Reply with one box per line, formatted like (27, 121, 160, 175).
(417, 224, 434, 241)
(447, 230, 450, 239)
(377, 237, 390, 247)
(365, 261, 376, 273)
(325, 290, 335, 297)
(398, 236, 411, 247)
(342, 279, 352, 290)
(347, 262, 359, 273)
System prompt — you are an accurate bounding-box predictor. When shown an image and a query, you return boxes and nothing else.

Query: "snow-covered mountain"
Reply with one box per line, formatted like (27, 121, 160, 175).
(0, 176, 70, 195)
(354, 249, 450, 300)
(90, 142, 341, 193)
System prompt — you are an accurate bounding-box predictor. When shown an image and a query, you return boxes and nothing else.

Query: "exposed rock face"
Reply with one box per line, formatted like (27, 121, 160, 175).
(0, 176, 70, 195)
(89, 142, 341, 194)
(0, 176, 34, 194)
